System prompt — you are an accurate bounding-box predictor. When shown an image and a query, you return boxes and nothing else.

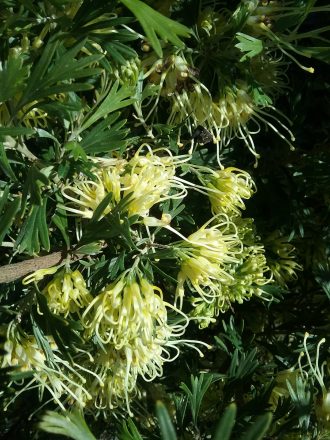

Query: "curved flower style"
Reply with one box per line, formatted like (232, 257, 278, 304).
(42, 269, 93, 317)
(264, 231, 303, 286)
(0, 323, 93, 411)
(122, 147, 186, 217)
(62, 146, 187, 219)
(175, 216, 242, 307)
(299, 333, 330, 426)
(168, 80, 295, 162)
(186, 217, 272, 327)
(81, 271, 190, 413)
(190, 246, 272, 327)
(199, 167, 256, 216)
(62, 159, 126, 218)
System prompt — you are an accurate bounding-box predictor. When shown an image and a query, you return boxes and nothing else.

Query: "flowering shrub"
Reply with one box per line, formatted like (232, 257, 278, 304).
(0, 1, 329, 439)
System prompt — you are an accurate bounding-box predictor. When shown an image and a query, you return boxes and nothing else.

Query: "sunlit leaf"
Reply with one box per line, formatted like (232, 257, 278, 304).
(120, 0, 191, 57)
(39, 410, 96, 440)
(156, 401, 177, 440)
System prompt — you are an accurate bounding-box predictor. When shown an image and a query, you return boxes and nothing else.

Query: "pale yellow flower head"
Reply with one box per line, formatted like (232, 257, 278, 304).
(264, 231, 303, 286)
(206, 167, 256, 216)
(82, 272, 184, 348)
(175, 216, 242, 308)
(122, 146, 186, 217)
(1, 323, 94, 410)
(62, 147, 186, 220)
(1, 332, 46, 372)
(82, 271, 190, 414)
(62, 164, 124, 219)
(186, 215, 242, 265)
(42, 269, 93, 317)
(169, 80, 295, 163)
(189, 246, 272, 326)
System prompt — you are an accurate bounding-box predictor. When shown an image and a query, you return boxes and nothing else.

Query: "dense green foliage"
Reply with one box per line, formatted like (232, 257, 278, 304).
(0, 1, 329, 439)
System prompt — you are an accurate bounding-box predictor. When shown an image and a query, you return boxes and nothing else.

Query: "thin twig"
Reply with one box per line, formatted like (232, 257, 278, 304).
(0, 251, 67, 284)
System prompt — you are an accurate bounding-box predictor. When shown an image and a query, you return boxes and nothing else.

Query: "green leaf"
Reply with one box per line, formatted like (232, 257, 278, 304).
(156, 401, 177, 440)
(21, 165, 49, 207)
(0, 127, 34, 137)
(80, 113, 130, 154)
(120, 0, 191, 57)
(0, 55, 28, 102)
(91, 193, 116, 222)
(17, 38, 103, 111)
(121, 419, 144, 440)
(252, 86, 273, 106)
(64, 141, 88, 161)
(0, 142, 17, 181)
(78, 81, 135, 133)
(213, 403, 237, 440)
(52, 201, 70, 249)
(180, 373, 214, 426)
(238, 413, 272, 440)
(297, 46, 330, 64)
(102, 40, 137, 65)
(235, 33, 263, 61)
(17, 38, 60, 109)
(15, 200, 50, 254)
(31, 313, 55, 365)
(228, 349, 259, 382)
(39, 410, 96, 440)
(74, 242, 103, 255)
(0, 194, 21, 244)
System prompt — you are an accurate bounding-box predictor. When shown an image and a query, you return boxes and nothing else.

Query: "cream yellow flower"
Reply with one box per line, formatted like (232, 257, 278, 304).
(62, 160, 125, 218)
(42, 269, 93, 317)
(62, 147, 187, 220)
(175, 215, 242, 307)
(202, 167, 256, 216)
(176, 256, 225, 307)
(212, 82, 294, 159)
(188, 217, 272, 326)
(299, 333, 330, 425)
(22, 266, 59, 285)
(1, 323, 93, 411)
(2, 332, 46, 372)
(185, 215, 242, 265)
(81, 271, 193, 413)
(190, 248, 272, 326)
(82, 272, 186, 347)
(264, 231, 303, 286)
(122, 146, 187, 217)
(168, 80, 295, 163)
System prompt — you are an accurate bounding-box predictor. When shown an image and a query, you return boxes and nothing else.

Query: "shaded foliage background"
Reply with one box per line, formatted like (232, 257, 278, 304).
(0, 0, 329, 439)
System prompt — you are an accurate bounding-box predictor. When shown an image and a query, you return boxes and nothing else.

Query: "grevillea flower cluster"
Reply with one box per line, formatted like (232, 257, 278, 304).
(0, 1, 328, 437)
(0, 143, 304, 416)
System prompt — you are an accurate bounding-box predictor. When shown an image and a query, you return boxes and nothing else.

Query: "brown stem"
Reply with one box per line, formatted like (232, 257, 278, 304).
(0, 251, 67, 284)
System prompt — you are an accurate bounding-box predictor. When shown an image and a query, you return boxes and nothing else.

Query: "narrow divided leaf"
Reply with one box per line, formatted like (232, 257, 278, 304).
(156, 401, 177, 440)
(213, 403, 237, 440)
(120, 0, 191, 57)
